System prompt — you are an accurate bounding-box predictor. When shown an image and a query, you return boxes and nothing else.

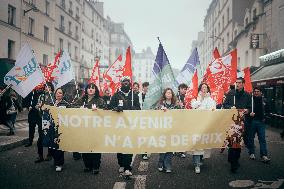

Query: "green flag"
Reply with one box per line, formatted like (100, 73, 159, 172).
(143, 43, 177, 109)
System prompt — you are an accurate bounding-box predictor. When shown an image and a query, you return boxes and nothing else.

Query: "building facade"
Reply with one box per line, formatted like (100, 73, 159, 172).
(0, 0, 133, 84)
(132, 47, 155, 83)
(200, 0, 284, 72)
(55, 0, 81, 81)
(0, 0, 55, 67)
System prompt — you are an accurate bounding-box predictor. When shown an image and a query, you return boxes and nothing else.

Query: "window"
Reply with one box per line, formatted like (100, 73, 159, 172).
(60, 15, 64, 31)
(45, 0, 50, 16)
(59, 38, 63, 50)
(245, 17, 249, 26)
(61, 0, 65, 9)
(76, 7, 79, 19)
(44, 26, 49, 42)
(8, 39, 15, 59)
(43, 54, 48, 65)
(227, 8, 230, 23)
(82, 38, 84, 49)
(29, 0, 36, 5)
(75, 46, 78, 59)
(75, 26, 78, 39)
(82, 21, 84, 32)
(253, 8, 257, 19)
(69, 1, 73, 13)
(8, 5, 16, 26)
(68, 42, 71, 56)
(28, 17, 34, 36)
(68, 21, 72, 35)
(92, 11, 94, 22)
(91, 29, 94, 38)
(83, 1, 85, 13)
(222, 15, 224, 29)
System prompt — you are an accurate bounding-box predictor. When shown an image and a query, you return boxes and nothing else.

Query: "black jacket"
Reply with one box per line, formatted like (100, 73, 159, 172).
(223, 89, 252, 110)
(109, 89, 141, 110)
(252, 96, 264, 121)
(73, 95, 106, 109)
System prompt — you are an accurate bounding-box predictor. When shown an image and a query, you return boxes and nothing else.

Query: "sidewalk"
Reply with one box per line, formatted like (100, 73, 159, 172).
(0, 110, 30, 152)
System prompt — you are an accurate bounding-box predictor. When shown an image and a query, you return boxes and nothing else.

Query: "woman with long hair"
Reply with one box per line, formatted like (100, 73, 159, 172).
(156, 88, 179, 173)
(74, 83, 106, 174)
(190, 83, 216, 174)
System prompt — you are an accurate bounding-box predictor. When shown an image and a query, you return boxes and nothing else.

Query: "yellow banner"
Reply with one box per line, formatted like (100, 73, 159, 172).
(47, 106, 240, 153)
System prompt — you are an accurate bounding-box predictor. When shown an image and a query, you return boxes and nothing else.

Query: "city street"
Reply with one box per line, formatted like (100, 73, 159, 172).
(0, 121, 283, 189)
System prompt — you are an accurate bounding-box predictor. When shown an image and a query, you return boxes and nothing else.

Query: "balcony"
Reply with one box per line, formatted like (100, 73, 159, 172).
(68, 30, 72, 36)
(75, 15, 80, 21)
(28, 32, 34, 37)
(60, 26, 65, 32)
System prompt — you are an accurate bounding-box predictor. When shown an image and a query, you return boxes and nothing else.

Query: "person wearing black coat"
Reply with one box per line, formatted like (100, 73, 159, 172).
(223, 77, 251, 173)
(25, 90, 43, 147)
(108, 76, 141, 176)
(247, 87, 270, 163)
(73, 83, 106, 174)
(34, 82, 54, 163)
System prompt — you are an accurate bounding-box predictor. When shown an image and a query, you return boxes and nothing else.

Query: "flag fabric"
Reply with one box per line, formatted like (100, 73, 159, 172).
(184, 71, 198, 109)
(45, 51, 61, 82)
(103, 55, 124, 95)
(203, 49, 237, 104)
(89, 59, 103, 95)
(143, 43, 177, 109)
(238, 67, 252, 93)
(34, 51, 62, 90)
(52, 50, 74, 89)
(122, 46, 133, 83)
(213, 47, 221, 59)
(4, 43, 45, 98)
(176, 48, 200, 85)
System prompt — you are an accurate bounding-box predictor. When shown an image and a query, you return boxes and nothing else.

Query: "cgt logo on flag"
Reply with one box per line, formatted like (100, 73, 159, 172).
(4, 57, 38, 86)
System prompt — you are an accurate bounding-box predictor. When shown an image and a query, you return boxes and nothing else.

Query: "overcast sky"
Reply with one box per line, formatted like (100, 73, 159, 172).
(103, 0, 211, 70)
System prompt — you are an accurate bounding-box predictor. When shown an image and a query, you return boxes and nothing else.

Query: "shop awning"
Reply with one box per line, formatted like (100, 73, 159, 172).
(251, 62, 284, 82)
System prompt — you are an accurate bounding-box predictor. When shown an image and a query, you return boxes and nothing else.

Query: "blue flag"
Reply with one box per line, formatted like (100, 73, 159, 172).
(176, 48, 200, 85)
(143, 43, 177, 109)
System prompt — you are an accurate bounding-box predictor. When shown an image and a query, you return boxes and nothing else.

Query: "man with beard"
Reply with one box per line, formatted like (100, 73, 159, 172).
(109, 76, 141, 177)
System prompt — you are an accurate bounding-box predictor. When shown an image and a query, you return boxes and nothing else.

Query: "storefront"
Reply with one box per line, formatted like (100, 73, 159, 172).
(251, 49, 284, 128)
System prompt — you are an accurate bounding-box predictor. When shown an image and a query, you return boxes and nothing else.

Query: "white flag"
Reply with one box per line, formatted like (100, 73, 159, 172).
(4, 43, 45, 98)
(52, 50, 74, 89)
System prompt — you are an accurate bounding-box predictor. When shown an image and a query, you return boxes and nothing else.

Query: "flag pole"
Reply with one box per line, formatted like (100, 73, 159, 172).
(0, 84, 12, 97)
(233, 83, 236, 107)
(251, 95, 254, 113)
(29, 90, 35, 109)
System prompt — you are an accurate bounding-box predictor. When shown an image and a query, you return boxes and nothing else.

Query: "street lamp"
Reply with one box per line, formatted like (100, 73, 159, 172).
(24, 6, 39, 16)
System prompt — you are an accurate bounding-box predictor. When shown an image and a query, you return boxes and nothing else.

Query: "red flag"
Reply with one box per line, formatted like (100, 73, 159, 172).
(213, 47, 221, 59)
(243, 67, 252, 93)
(184, 71, 198, 109)
(103, 54, 124, 95)
(34, 51, 62, 89)
(203, 49, 238, 104)
(122, 46, 132, 83)
(88, 59, 102, 95)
